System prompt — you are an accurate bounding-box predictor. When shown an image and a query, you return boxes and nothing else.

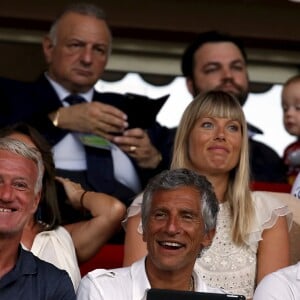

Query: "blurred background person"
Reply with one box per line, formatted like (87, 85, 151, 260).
(281, 75, 300, 192)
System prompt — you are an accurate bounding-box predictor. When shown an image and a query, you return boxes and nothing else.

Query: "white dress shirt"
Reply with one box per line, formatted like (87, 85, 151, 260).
(76, 257, 224, 300)
(47, 75, 92, 171)
(253, 262, 300, 300)
(47, 75, 141, 192)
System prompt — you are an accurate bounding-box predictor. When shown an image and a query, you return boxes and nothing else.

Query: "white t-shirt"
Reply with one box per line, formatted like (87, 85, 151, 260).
(253, 262, 300, 300)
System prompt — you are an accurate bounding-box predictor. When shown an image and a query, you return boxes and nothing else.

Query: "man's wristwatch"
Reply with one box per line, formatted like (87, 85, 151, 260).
(52, 109, 60, 127)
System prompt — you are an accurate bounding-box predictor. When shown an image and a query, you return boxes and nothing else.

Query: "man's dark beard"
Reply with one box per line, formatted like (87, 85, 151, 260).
(191, 81, 248, 107)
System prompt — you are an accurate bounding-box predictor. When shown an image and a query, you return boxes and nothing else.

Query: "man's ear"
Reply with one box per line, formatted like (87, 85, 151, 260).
(186, 77, 196, 97)
(42, 36, 54, 64)
(31, 191, 42, 215)
(201, 229, 215, 248)
(142, 231, 147, 243)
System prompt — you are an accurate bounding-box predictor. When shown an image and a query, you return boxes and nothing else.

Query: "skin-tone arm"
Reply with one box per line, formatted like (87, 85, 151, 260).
(56, 177, 126, 263)
(123, 213, 147, 266)
(49, 102, 128, 140)
(49, 106, 162, 169)
(256, 216, 290, 284)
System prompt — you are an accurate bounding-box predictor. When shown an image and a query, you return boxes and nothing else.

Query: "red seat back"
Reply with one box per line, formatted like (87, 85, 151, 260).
(80, 244, 124, 276)
(250, 181, 291, 193)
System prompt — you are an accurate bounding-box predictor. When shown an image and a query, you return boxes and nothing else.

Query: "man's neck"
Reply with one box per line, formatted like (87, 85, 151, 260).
(45, 72, 94, 95)
(145, 257, 194, 291)
(45, 73, 94, 101)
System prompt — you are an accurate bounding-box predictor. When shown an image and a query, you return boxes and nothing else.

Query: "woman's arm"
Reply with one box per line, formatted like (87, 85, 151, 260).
(256, 215, 290, 284)
(56, 177, 126, 263)
(123, 213, 147, 266)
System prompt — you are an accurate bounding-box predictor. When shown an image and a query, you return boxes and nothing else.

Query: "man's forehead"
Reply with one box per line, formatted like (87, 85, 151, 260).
(195, 41, 245, 63)
(57, 12, 111, 41)
(151, 187, 201, 208)
(0, 151, 36, 170)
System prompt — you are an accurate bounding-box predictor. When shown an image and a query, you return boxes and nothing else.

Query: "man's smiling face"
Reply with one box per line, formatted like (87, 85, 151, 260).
(0, 150, 40, 237)
(143, 186, 210, 274)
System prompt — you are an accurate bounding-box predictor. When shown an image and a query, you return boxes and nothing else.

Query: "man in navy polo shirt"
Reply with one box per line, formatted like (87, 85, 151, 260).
(0, 137, 75, 299)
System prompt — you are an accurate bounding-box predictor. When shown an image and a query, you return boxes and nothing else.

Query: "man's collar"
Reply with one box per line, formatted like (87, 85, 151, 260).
(247, 122, 263, 137)
(131, 257, 151, 300)
(44, 73, 94, 101)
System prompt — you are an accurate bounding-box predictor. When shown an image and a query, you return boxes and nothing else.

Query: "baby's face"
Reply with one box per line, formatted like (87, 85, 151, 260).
(282, 81, 300, 137)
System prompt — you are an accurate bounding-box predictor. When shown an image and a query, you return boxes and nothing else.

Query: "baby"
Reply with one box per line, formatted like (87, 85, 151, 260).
(282, 74, 300, 197)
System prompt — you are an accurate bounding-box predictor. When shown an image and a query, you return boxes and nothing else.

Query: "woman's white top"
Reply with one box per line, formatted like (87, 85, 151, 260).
(124, 191, 293, 299)
(23, 226, 81, 290)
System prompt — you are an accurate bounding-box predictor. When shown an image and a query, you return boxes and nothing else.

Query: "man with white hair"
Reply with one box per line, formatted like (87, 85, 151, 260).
(0, 137, 75, 299)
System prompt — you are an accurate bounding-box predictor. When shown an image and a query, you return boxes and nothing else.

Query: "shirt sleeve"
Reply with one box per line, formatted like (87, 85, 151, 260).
(54, 271, 77, 300)
(247, 191, 293, 251)
(122, 193, 143, 233)
(253, 273, 294, 300)
(77, 274, 104, 300)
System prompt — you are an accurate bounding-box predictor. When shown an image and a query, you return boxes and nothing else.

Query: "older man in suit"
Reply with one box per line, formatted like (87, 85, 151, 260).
(0, 3, 174, 225)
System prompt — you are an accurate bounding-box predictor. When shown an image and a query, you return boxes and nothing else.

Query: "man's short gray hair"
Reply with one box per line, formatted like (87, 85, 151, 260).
(141, 168, 219, 233)
(49, 3, 109, 44)
(0, 137, 44, 194)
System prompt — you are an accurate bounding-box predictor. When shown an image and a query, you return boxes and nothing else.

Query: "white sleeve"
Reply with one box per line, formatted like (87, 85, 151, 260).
(253, 273, 294, 300)
(122, 193, 143, 233)
(77, 275, 104, 300)
(247, 191, 293, 251)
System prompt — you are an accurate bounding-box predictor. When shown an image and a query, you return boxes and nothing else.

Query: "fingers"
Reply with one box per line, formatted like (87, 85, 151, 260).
(113, 128, 146, 145)
(55, 176, 67, 185)
(129, 145, 137, 152)
(123, 128, 145, 137)
(90, 102, 128, 130)
(94, 102, 127, 120)
(55, 176, 72, 183)
(55, 176, 82, 189)
(113, 130, 149, 158)
(60, 102, 129, 137)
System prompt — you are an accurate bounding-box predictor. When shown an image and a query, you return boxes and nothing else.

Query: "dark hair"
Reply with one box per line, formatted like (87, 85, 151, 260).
(141, 168, 219, 233)
(181, 30, 247, 78)
(0, 123, 61, 229)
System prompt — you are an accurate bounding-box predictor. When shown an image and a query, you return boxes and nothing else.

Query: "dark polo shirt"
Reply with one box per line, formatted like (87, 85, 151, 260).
(0, 246, 76, 299)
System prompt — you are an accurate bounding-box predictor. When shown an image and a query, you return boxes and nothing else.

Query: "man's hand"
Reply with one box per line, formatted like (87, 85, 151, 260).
(50, 102, 128, 141)
(113, 128, 162, 169)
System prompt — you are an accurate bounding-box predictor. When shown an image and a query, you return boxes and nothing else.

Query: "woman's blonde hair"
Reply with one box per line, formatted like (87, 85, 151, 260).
(171, 90, 253, 244)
